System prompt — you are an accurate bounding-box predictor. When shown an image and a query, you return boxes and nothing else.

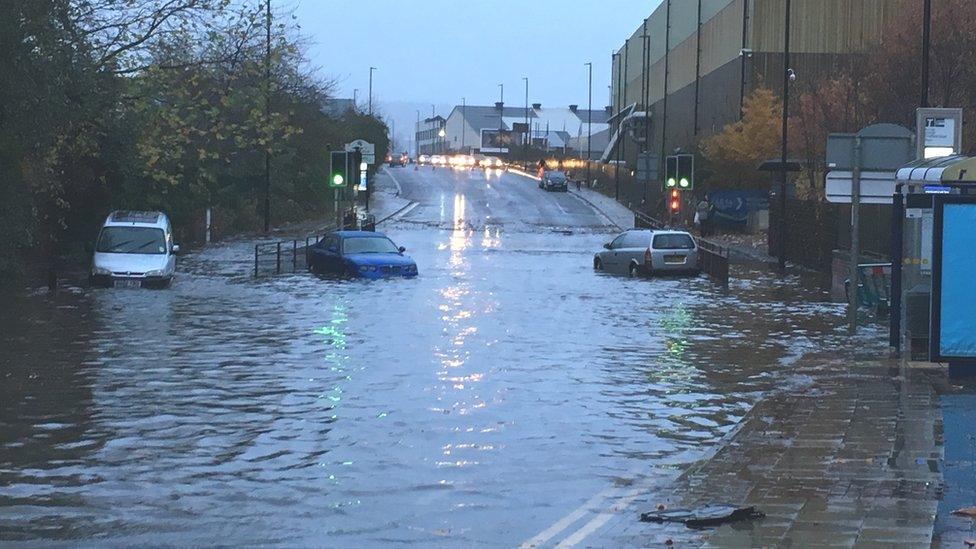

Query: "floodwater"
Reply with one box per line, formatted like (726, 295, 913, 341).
(1, 184, 885, 546)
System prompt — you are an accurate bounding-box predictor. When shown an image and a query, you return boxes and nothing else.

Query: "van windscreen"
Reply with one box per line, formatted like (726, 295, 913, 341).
(96, 227, 167, 254)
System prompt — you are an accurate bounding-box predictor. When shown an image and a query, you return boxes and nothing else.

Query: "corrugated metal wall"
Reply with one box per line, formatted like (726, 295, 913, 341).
(610, 0, 903, 169)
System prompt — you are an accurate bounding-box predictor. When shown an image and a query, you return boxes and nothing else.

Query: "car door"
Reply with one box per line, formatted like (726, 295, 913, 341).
(312, 235, 342, 273)
(601, 233, 628, 272)
(619, 231, 652, 270)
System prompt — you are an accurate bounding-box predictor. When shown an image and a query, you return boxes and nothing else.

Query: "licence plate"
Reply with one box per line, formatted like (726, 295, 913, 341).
(114, 279, 142, 289)
(664, 255, 686, 265)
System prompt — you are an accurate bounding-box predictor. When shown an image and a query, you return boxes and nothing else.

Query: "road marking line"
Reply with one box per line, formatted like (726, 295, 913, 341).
(518, 484, 624, 549)
(383, 166, 404, 196)
(554, 483, 647, 548)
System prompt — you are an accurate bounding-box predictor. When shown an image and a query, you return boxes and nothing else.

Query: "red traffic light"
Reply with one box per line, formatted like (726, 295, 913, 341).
(669, 189, 680, 212)
(670, 199, 680, 212)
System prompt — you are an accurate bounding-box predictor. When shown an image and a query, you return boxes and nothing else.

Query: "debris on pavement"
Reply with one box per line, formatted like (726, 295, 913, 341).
(640, 504, 765, 528)
(952, 507, 976, 519)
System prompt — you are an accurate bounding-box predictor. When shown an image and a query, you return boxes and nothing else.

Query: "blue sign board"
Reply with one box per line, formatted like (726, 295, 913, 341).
(708, 190, 769, 227)
(930, 197, 976, 363)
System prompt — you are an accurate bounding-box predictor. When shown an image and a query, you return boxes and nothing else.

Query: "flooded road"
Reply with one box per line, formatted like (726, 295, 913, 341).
(0, 168, 882, 546)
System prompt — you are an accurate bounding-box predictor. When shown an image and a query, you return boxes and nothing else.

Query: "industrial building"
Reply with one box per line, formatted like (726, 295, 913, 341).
(431, 103, 610, 158)
(606, 0, 904, 170)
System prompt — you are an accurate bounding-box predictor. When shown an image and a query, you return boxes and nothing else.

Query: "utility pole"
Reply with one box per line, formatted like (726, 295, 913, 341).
(523, 77, 529, 159)
(613, 52, 621, 201)
(694, 0, 703, 136)
(586, 61, 592, 187)
(499, 83, 504, 133)
(368, 66, 376, 115)
(921, 0, 931, 108)
(641, 29, 649, 204)
(353, 88, 358, 110)
(263, 0, 271, 233)
(461, 97, 466, 151)
(416, 110, 421, 157)
(778, 0, 791, 273)
(660, 0, 671, 201)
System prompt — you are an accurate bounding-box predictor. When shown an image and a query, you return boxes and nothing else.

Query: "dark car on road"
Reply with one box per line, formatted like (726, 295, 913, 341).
(307, 231, 418, 279)
(540, 170, 569, 192)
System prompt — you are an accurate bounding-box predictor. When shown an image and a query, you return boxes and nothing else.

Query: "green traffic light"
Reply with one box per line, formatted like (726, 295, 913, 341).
(332, 174, 344, 186)
(667, 178, 676, 187)
(679, 178, 689, 188)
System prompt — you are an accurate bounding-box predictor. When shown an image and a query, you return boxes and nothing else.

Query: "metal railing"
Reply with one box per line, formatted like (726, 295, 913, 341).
(254, 234, 327, 277)
(634, 211, 664, 230)
(697, 238, 730, 286)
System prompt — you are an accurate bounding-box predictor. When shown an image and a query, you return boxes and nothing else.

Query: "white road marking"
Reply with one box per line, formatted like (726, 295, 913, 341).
(383, 166, 404, 196)
(518, 484, 624, 549)
(554, 483, 647, 548)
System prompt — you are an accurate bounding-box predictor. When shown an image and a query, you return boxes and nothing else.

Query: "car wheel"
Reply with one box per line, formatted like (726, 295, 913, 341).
(628, 263, 639, 278)
(594, 258, 603, 271)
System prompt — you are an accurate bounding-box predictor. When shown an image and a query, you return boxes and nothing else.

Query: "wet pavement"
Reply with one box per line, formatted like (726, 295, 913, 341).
(0, 166, 900, 546)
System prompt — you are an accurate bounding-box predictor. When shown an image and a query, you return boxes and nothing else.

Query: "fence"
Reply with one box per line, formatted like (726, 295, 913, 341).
(698, 239, 730, 286)
(769, 198, 840, 272)
(254, 235, 325, 277)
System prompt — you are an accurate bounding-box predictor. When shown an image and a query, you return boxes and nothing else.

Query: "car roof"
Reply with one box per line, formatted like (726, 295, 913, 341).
(333, 230, 389, 238)
(103, 210, 168, 228)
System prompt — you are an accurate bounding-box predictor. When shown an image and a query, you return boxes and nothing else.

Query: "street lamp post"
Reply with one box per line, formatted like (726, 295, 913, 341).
(416, 110, 421, 157)
(585, 62, 592, 188)
(921, 0, 931, 107)
(778, 0, 791, 273)
(613, 52, 621, 201)
(461, 97, 466, 151)
(498, 83, 504, 133)
(263, 0, 272, 233)
(523, 77, 529, 159)
(368, 66, 377, 115)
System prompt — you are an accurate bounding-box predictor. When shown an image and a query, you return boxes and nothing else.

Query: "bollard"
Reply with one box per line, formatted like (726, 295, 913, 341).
(254, 245, 259, 277)
(276, 242, 281, 274)
(293, 240, 297, 272)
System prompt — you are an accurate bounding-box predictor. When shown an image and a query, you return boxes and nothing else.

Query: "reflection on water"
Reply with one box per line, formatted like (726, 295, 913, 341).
(0, 226, 884, 546)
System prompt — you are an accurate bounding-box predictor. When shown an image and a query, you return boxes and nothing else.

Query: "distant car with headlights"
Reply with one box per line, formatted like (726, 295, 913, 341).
(89, 210, 180, 289)
(307, 231, 418, 279)
(593, 229, 700, 277)
(479, 156, 504, 169)
(418, 154, 430, 165)
(540, 170, 569, 192)
(430, 155, 447, 166)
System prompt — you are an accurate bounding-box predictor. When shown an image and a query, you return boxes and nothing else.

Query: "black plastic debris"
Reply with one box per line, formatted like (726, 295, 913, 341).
(640, 504, 764, 528)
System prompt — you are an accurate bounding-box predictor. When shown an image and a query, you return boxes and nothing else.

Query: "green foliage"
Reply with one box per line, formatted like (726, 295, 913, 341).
(0, 0, 389, 279)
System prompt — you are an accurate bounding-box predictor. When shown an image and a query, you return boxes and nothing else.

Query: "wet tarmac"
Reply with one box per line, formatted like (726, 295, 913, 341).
(0, 168, 884, 546)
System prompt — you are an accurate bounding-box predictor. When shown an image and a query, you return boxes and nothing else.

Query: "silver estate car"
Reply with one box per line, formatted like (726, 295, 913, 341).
(593, 229, 700, 277)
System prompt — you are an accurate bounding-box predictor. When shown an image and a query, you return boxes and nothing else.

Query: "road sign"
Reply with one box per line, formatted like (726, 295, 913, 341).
(345, 139, 376, 164)
(636, 153, 658, 183)
(916, 108, 962, 159)
(827, 124, 913, 171)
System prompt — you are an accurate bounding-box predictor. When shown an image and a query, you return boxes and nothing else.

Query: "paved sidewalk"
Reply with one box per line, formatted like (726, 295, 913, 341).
(370, 168, 413, 224)
(567, 186, 635, 231)
(597, 359, 944, 547)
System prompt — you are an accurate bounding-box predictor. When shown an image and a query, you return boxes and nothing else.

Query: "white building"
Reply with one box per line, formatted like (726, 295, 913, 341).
(441, 102, 610, 158)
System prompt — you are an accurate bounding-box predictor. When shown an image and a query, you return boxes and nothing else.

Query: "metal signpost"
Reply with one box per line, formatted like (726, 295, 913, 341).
(826, 124, 914, 334)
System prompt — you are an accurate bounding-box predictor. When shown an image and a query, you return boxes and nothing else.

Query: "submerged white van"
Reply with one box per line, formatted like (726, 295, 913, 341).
(90, 211, 179, 289)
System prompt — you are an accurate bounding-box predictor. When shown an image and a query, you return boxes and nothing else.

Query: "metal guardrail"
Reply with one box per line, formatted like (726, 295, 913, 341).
(698, 238, 730, 286)
(254, 235, 325, 277)
(634, 211, 665, 230)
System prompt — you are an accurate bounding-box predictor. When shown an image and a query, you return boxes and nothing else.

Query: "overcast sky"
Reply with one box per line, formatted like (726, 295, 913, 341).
(293, 0, 661, 110)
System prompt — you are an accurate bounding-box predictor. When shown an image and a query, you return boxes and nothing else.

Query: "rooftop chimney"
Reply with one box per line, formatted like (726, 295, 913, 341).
(495, 101, 504, 110)
(532, 103, 542, 110)
(569, 104, 578, 112)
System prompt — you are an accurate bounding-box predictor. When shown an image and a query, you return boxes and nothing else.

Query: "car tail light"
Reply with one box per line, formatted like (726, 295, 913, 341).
(644, 248, 651, 266)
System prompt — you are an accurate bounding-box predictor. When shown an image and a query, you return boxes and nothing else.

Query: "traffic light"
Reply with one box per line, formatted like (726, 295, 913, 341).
(329, 151, 348, 188)
(349, 150, 363, 189)
(669, 189, 681, 214)
(676, 154, 694, 190)
(665, 156, 678, 189)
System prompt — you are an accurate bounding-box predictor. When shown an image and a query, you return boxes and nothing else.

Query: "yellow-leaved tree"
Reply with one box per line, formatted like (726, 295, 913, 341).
(701, 87, 781, 189)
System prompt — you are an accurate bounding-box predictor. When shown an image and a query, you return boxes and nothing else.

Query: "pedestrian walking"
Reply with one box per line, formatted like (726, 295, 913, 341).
(696, 194, 715, 237)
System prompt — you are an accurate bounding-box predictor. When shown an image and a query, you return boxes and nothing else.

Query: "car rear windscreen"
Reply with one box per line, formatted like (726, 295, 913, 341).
(653, 234, 695, 250)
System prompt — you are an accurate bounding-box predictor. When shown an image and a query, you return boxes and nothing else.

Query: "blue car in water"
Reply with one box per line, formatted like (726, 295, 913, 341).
(307, 231, 418, 279)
